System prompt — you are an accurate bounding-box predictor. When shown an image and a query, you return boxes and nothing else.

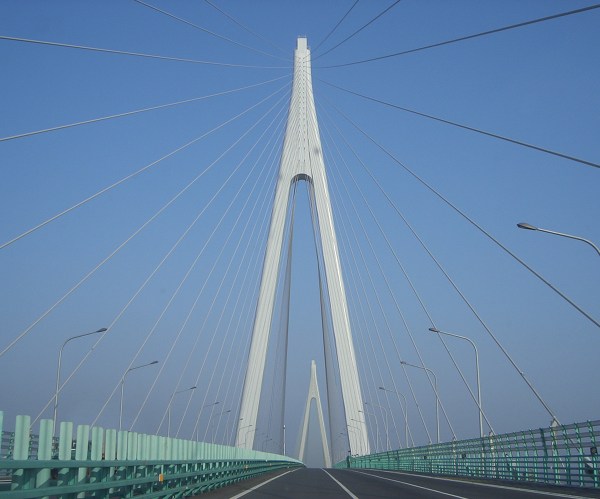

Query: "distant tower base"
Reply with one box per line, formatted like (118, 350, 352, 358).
(299, 360, 331, 467)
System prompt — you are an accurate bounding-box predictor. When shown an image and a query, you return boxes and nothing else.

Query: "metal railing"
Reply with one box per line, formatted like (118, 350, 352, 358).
(336, 419, 599, 489)
(0, 410, 302, 497)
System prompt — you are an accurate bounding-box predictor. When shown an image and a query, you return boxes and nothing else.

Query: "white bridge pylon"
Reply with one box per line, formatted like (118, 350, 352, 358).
(235, 37, 369, 456)
(299, 361, 332, 467)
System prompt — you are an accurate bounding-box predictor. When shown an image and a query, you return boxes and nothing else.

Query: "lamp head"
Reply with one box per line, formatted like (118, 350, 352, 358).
(517, 222, 537, 231)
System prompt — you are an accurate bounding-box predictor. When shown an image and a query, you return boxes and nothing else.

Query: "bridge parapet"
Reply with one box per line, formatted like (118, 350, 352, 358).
(0, 410, 302, 497)
(336, 419, 599, 489)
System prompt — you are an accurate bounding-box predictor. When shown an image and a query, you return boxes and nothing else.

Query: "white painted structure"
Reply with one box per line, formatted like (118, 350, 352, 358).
(299, 360, 331, 467)
(235, 37, 369, 456)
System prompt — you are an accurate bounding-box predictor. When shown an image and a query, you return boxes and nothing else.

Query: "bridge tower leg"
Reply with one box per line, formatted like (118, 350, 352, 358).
(235, 37, 369, 456)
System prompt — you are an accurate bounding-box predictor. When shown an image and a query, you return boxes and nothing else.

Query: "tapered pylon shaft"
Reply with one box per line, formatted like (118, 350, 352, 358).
(236, 37, 369, 456)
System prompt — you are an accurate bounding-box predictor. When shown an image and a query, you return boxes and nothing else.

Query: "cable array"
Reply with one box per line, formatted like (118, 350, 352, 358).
(1, 2, 597, 457)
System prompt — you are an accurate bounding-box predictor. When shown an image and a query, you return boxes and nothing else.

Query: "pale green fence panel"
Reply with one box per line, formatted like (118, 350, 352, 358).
(0, 410, 302, 498)
(336, 419, 599, 489)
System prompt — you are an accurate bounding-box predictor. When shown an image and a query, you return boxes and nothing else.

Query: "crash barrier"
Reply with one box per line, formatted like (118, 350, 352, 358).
(0, 410, 302, 498)
(336, 418, 599, 489)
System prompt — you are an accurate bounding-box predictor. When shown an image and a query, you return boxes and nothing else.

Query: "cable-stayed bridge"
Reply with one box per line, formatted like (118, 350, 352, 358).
(1, 2, 599, 497)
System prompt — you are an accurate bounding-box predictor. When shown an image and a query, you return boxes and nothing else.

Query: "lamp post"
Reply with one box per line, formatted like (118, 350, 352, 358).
(366, 402, 390, 451)
(347, 424, 365, 455)
(167, 385, 196, 437)
(262, 437, 272, 451)
(191, 401, 220, 441)
(429, 327, 483, 438)
(54, 327, 107, 436)
(358, 410, 379, 452)
(244, 427, 257, 449)
(237, 424, 253, 447)
(346, 426, 358, 455)
(209, 409, 231, 443)
(119, 360, 159, 431)
(401, 361, 440, 443)
(228, 417, 241, 446)
(517, 222, 600, 256)
(283, 424, 286, 456)
(379, 386, 409, 448)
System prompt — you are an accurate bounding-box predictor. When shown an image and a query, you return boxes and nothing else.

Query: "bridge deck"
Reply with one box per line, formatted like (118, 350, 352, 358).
(198, 468, 600, 499)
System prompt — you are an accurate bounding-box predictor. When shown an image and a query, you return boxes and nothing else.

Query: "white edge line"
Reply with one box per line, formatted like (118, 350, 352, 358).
(322, 469, 359, 499)
(351, 470, 468, 499)
(372, 469, 595, 499)
(229, 467, 300, 499)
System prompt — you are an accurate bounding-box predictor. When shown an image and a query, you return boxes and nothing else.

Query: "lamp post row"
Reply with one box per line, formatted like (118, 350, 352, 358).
(52, 330, 224, 442)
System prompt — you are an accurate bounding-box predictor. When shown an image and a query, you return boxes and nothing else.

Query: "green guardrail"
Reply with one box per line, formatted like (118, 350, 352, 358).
(336, 419, 599, 489)
(0, 411, 302, 497)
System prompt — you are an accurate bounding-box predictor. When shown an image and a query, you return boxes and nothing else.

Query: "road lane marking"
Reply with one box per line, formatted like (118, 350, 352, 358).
(352, 470, 469, 498)
(374, 469, 594, 498)
(229, 468, 300, 498)
(322, 469, 360, 498)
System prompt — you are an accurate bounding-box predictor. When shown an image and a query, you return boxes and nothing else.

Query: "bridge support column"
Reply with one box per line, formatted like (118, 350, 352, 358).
(236, 37, 369, 456)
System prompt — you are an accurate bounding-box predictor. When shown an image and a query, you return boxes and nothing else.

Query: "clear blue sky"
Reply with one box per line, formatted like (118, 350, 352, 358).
(1, 1, 598, 465)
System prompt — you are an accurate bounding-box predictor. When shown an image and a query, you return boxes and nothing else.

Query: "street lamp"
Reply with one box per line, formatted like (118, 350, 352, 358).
(167, 385, 196, 437)
(119, 360, 159, 431)
(379, 386, 410, 448)
(366, 402, 390, 451)
(517, 222, 600, 256)
(53, 327, 107, 435)
(208, 409, 231, 443)
(244, 427, 257, 449)
(237, 424, 253, 447)
(429, 327, 483, 438)
(347, 424, 365, 455)
(262, 437, 273, 451)
(358, 410, 379, 452)
(401, 361, 440, 443)
(191, 401, 220, 441)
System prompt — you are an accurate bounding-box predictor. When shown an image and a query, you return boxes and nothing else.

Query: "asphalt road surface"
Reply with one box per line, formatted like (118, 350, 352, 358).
(198, 467, 600, 498)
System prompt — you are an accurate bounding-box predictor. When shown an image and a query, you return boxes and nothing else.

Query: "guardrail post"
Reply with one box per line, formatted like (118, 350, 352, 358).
(75, 424, 90, 498)
(90, 426, 106, 497)
(115, 430, 128, 496)
(11, 414, 31, 491)
(587, 421, 599, 488)
(0, 411, 4, 459)
(105, 428, 117, 496)
(58, 421, 74, 490)
(539, 427, 550, 484)
(36, 418, 53, 496)
(550, 424, 560, 484)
